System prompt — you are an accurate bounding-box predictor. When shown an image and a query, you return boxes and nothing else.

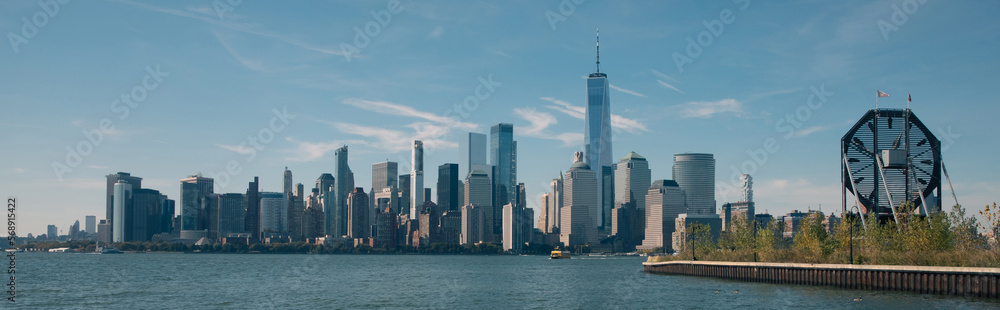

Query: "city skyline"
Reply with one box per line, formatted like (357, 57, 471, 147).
(4, 1, 1000, 236)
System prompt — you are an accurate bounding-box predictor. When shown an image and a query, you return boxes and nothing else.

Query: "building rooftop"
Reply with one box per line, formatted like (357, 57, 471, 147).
(619, 151, 646, 162)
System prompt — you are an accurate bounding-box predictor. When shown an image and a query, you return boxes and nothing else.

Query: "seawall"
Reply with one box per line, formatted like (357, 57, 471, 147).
(643, 260, 1000, 298)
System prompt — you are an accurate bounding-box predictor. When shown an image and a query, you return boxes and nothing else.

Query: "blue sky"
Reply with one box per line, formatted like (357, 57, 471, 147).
(2, 0, 999, 236)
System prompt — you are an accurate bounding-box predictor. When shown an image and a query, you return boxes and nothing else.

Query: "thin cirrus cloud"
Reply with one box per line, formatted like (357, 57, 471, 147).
(539, 97, 648, 133)
(216, 143, 254, 155)
(649, 68, 685, 94)
(677, 98, 745, 119)
(513, 107, 582, 147)
(341, 98, 478, 131)
(609, 84, 647, 98)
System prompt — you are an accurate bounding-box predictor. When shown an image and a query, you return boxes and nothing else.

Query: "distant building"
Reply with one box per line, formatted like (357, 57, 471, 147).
(440, 210, 462, 244)
(741, 174, 753, 204)
(98, 219, 111, 243)
(374, 206, 398, 249)
(335, 146, 353, 237)
(537, 192, 551, 234)
(490, 123, 517, 237)
(615, 151, 651, 243)
(112, 181, 133, 242)
(347, 188, 369, 239)
(781, 210, 808, 239)
(503, 203, 532, 251)
(85, 215, 96, 235)
(463, 170, 493, 243)
(672, 153, 715, 215)
(460, 132, 488, 180)
(260, 192, 287, 234)
(132, 188, 163, 241)
(437, 163, 460, 212)
(283, 167, 293, 198)
(302, 204, 325, 239)
(418, 202, 439, 245)
(218, 193, 246, 238)
(547, 176, 563, 233)
(245, 176, 261, 242)
(287, 183, 305, 240)
(47, 224, 57, 240)
(561, 152, 599, 247)
(611, 202, 640, 251)
(398, 174, 411, 219)
(372, 161, 398, 195)
(316, 173, 335, 237)
(639, 180, 686, 251)
(670, 213, 722, 253)
(180, 174, 214, 235)
(721, 201, 755, 231)
(411, 141, 424, 219)
(106, 172, 142, 237)
(460, 204, 484, 245)
(754, 213, 773, 229)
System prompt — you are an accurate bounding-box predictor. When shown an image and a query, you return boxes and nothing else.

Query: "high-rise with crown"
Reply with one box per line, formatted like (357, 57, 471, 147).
(561, 152, 599, 246)
(335, 146, 352, 236)
(584, 29, 614, 231)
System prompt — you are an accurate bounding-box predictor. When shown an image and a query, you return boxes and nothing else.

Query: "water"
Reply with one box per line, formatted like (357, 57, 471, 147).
(11, 252, 1000, 309)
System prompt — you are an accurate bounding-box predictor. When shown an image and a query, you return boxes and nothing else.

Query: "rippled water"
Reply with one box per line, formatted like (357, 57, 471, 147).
(11, 252, 999, 309)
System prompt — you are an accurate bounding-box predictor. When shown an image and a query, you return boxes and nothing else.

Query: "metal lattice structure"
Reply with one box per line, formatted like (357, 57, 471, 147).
(841, 109, 942, 224)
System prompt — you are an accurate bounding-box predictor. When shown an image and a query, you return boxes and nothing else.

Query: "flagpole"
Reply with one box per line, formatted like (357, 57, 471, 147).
(875, 90, 879, 110)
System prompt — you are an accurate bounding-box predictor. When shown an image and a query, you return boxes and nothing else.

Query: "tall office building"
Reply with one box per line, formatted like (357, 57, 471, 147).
(561, 152, 599, 246)
(584, 30, 614, 231)
(218, 193, 246, 238)
(112, 181, 132, 242)
(490, 124, 516, 236)
(639, 180, 686, 251)
(245, 176, 261, 242)
(132, 188, 162, 242)
(548, 176, 563, 233)
(180, 174, 214, 235)
(98, 220, 111, 243)
(411, 140, 424, 219)
(672, 153, 716, 215)
(502, 203, 532, 251)
(464, 170, 493, 243)
(283, 167, 293, 198)
(460, 204, 482, 245)
(47, 225, 58, 239)
(347, 187, 370, 239)
(335, 146, 352, 237)
(398, 175, 411, 218)
(316, 173, 335, 236)
(259, 192, 287, 234)
(372, 161, 398, 194)
(85, 215, 96, 234)
(615, 152, 651, 213)
(162, 199, 175, 234)
(437, 163, 459, 212)
(105, 172, 141, 237)
(461, 132, 488, 179)
(537, 192, 551, 234)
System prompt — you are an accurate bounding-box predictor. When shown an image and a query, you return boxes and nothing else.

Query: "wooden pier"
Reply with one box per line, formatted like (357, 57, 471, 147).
(644, 260, 1000, 298)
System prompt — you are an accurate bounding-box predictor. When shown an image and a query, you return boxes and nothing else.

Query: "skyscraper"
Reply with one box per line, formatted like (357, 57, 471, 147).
(372, 161, 398, 194)
(490, 123, 516, 237)
(411, 140, 424, 219)
(180, 174, 214, 235)
(283, 167, 293, 198)
(347, 187, 370, 239)
(335, 146, 352, 236)
(316, 173, 336, 236)
(106, 172, 141, 237)
(640, 180, 686, 251)
(259, 192, 287, 234)
(437, 163, 459, 212)
(561, 152, 599, 246)
(398, 174, 411, 218)
(47, 225, 57, 239)
(112, 181, 132, 243)
(615, 152, 651, 213)
(584, 30, 614, 231)
(741, 174, 753, 204)
(548, 175, 563, 233)
(461, 132, 488, 179)
(132, 188, 162, 241)
(245, 176, 260, 242)
(464, 169, 493, 243)
(85, 215, 96, 234)
(672, 153, 716, 215)
(537, 192, 551, 234)
(218, 193, 246, 238)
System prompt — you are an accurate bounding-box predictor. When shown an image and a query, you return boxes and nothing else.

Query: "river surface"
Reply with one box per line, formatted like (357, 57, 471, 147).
(10, 252, 999, 309)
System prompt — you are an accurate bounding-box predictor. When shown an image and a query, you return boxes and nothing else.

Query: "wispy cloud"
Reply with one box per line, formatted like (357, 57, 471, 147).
(513, 107, 581, 146)
(540, 97, 647, 133)
(677, 99, 744, 119)
(13, 168, 26, 174)
(212, 29, 266, 72)
(793, 125, 828, 138)
(428, 26, 444, 39)
(86, 165, 109, 169)
(341, 98, 478, 131)
(284, 137, 348, 162)
(656, 80, 685, 94)
(216, 143, 254, 155)
(609, 84, 647, 98)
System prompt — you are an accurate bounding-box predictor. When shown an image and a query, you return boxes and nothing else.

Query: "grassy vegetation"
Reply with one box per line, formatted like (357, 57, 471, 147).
(652, 203, 1000, 267)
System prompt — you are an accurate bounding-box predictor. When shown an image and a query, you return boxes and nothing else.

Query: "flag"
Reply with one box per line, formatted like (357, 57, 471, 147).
(908, 93, 911, 102)
(877, 90, 890, 98)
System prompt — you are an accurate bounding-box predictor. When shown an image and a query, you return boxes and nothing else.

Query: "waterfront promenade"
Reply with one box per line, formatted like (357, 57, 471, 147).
(644, 260, 1000, 298)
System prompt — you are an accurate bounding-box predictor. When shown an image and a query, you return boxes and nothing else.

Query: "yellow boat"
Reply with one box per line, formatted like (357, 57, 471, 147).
(550, 250, 571, 259)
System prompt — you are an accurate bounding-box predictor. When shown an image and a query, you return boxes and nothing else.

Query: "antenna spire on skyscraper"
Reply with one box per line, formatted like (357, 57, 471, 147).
(596, 28, 600, 73)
